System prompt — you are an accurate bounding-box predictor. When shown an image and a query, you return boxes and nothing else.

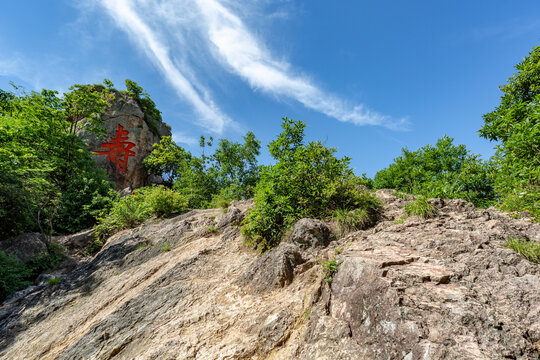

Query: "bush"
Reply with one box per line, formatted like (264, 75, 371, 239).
(404, 197, 436, 219)
(137, 186, 188, 218)
(94, 186, 187, 240)
(0, 244, 66, 301)
(242, 118, 382, 251)
(0, 251, 32, 301)
(374, 136, 496, 207)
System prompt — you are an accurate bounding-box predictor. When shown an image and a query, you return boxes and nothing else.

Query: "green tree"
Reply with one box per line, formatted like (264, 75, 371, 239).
(0, 83, 114, 239)
(242, 118, 381, 251)
(144, 132, 261, 208)
(373, 135, 495, 207)
(479, 45, 540, 219)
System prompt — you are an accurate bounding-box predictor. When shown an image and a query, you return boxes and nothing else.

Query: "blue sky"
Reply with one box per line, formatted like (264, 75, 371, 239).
(1, 1, 540, 177)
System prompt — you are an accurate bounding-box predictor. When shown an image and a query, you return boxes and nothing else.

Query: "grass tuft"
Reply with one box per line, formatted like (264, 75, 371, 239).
(506, 237, 540, 263)
(404, 197, 436, 219)
(332, 208, 370, 235)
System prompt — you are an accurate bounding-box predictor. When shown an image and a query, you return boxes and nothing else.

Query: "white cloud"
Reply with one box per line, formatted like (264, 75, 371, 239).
(94, 0, 406, 132)
(96, 0, 233, 135)
(172, 131, 198, 146)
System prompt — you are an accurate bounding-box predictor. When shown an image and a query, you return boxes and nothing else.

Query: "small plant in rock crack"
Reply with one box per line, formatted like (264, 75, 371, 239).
(162, 243, 171, 252)
(207, 225, 217, 233)
(136, 242, 151, 250)
(394, 216, 407, 224)
(506, 237, 540, 263)
(404, 197, 436, 219)
(48, 277, 61, 286)
(322, 258, 342, 283)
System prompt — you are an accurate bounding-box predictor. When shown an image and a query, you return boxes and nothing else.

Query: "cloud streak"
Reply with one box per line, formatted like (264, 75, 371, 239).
(95, 0, 406, 132)
(97, 0, 232, 134)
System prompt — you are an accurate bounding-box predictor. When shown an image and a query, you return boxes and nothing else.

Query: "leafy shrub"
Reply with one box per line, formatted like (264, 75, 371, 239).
(242, 118, 382, 251)
(404, 197, 436, 219)
(374, 136, 496, 207)
(94, 186, 187, 240)
(0, 244, 66, 301)
(506, 237, 540, 263)
(0, 251, 32, 301)
(137, 186, 188, 218)
(25, 243, 66, 275)
(162, 243, 170, 252)
(0, 83, 114, 238)
(322, 258, 342, 283)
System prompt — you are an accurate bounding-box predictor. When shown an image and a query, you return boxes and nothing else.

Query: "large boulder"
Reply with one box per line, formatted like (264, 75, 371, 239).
(240, 243, 304, 292)
(288, 218, 332, 249)
(78, 90, 171, 189)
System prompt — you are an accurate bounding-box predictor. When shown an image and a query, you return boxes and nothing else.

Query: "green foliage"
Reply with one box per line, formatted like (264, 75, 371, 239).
(162, 243, 170, 252)
(0, 83, 115, 238)
(374, 136, 496, 207)
(332, 208, 370, 235)
(479, 46, 540, 220)
(0, 244, 65, 301)
(506, 237, 540, 263)
(322, 258, 342, 283)
(404, 197, 436, 219)
(143, 136, 191, 186)
(48, 277, 61, 286)
(0, 251, 32, 301)
(136, 186, 188, 218)
(207, 225, 217, 233)
(124, 79, 162, 136)
(242, 118, 381, 251)
(394, 216, 406, 224)
(145, 131, 261, 209)
(94, 186, 187, 240)
(136, 242, 151, 250)
(86, 239, 104, 255)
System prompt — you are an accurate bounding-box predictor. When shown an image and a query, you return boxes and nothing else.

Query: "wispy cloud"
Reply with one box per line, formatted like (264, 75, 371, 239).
(93, 0, 406, 132)
(172, 131, 198, 146)
(96, 0, 233, 135)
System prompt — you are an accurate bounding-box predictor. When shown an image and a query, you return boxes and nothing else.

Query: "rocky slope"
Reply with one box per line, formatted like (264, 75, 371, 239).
(0, 191, 539, 359)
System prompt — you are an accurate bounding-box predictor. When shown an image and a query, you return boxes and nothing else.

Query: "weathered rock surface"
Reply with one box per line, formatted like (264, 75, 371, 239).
(240, 243, 304, 293)
(1, 193, 539, 359)
(288, 218, 332, 249)
(78, 90, 171, 189)
(0, 233, 47, 262)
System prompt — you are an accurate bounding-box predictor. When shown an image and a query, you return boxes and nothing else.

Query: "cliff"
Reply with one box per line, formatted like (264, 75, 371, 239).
(0, 191, 539, 359)
(78, 90, 171, 190)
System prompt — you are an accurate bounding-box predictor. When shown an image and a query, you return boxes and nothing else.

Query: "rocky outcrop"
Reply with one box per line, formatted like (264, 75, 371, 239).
(0, 194, 539, 359)
(78, 90, 171, 189)
(288, 218, 332, 249)
(240, 243, 304, 293)
(0, 233, 47, 262)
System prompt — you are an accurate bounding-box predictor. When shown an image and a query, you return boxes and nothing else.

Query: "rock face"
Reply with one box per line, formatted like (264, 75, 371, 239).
(288, 218, 332, 249)
(1, 194, 539, 359)
(78, 90, 171, 189)
(0, 233, 47, 262)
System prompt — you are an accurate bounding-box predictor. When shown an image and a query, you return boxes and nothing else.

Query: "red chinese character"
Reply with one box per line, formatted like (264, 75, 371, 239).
(94, 124, 136, 174)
